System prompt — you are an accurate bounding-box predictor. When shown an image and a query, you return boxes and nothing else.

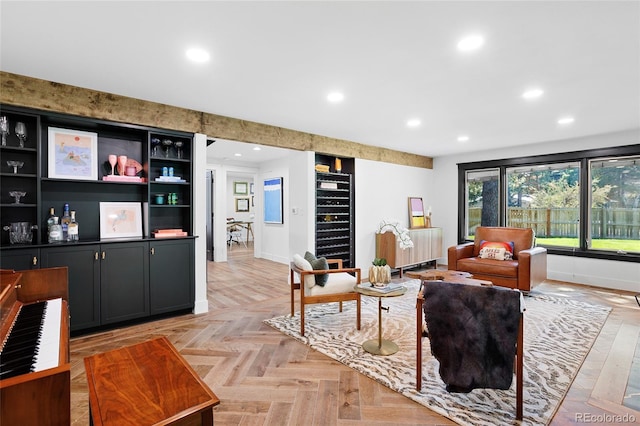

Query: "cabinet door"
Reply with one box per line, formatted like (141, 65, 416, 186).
(149, 239, 194, 314)
(0, 248, 40, 270)
(100, 242, 149, 324)
(41, 244, 101, 331)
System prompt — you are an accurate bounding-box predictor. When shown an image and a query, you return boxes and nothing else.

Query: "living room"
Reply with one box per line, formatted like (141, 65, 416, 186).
(1, 1, 638, 425)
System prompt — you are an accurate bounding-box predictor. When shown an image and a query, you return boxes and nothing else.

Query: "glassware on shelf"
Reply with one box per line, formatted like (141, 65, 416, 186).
(3, 222, 37, 245)
(174, 140, 184, 159)
(161, 139, 173, 158)
(117, 155, 127, 176)
(14, 122, 27, 148)
(108, 154, 117, 175)
(9, 191, 26, 204)
(0, 116, 9, 146)
(151, 138, 161, 157)
(6, 160, 24, 174)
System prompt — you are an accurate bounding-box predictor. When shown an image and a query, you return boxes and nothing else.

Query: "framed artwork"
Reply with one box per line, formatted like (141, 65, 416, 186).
(264, 177, 283, 224)
(236, 197, 250, 212)
(409, 197, 426, 228)
(48, 127, 98, 180)
(99, 202, 143, 239)
(234, 181, 248, 195)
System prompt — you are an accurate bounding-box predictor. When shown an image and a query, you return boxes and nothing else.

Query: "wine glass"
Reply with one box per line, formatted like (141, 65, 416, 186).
(0, 116, 9, 147)
(9, 191, 26, 204)
(151, 138, 160, 157)
(174, 140, 184, 159)
(14, 122, 27, 148)
(108, 154, 117, 175)
(117, 155, 127, 176)
(6, 160, 24, 174)
(161, 139, 173, 158)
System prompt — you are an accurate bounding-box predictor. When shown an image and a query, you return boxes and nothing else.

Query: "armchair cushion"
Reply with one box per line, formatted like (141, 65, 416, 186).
(307, 272, 358, 296)
(304, 251, 329, 286)
(479, 240, 514, 260)
(292, 254, 316, 288)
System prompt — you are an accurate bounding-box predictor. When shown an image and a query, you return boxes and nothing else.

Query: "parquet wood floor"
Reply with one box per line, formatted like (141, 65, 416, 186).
(69, 244, 639, 425)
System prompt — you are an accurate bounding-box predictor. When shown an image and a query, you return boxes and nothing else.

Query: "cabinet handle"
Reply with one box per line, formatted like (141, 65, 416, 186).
(101, 251, 106, 260)
(95, 252, 99, 260)
(151, 247, 155, 255)
(32, 256, 37, 266)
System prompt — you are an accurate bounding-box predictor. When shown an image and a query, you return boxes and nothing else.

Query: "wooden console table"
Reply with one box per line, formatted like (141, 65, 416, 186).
(84, 337, 219, 425)
(376, 227, 442, 277)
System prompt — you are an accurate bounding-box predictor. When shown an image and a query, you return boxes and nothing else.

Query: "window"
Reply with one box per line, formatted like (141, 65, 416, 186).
(465, 169, 499, 239)
(589, 155, 640, 254)
(506, 162, 580, 248)
(457, 144, 640, 262)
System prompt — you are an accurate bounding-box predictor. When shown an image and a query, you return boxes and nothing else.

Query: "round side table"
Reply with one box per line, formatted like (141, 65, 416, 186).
(355, 284, 407, 355)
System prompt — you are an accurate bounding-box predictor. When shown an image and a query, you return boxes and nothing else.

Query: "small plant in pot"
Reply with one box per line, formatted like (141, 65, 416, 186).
(369, 258, 391, 287)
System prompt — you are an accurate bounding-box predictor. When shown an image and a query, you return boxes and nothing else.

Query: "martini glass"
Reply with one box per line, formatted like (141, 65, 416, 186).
(151, 138, 160, 157)
(7, 160, 24, 174)
(162, 139, 173, 158)
(9, 191, 26, 204)
(174, 140, 184, 159)
(14, 122, 27, 148)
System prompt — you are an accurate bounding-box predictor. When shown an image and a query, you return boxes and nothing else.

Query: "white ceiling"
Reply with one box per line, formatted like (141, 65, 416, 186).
(1, 1, 638, 164)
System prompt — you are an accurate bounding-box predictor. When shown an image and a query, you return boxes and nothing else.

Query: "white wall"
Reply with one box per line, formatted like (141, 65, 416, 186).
(256, 157, 291, 264)
(354, 159, 436, 269)
(193, 133, 208, 314)
(431, 129, 640, 293)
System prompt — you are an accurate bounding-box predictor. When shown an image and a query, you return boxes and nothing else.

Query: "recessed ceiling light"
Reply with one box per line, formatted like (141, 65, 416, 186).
(522, 88, 544, 100)
(457, 135, 470, 142)
(457, 35, 485, 51)
(557, 116, 575, 125)
(406, 118, 421, 127)
(234, 153, 242, 157)
(185, 47, 210, 63)
(253, 146, 261, 151)
(327, 92, 344, 103)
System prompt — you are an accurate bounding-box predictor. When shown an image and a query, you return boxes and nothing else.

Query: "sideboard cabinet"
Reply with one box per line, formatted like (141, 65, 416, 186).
(0, 104, 195, 333)
(376, 227, 443, 277)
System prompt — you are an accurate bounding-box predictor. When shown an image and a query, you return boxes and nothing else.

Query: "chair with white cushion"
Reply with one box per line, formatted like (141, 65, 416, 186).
(290, 253, 361, 336)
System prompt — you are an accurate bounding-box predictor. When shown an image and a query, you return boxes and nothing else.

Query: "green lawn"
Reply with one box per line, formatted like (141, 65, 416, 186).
(536, 237, 640, 252)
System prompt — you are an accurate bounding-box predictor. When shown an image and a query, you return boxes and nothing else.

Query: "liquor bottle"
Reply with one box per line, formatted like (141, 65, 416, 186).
(67, 210, 79, 242)
(46, 207, 57, 241)
(49, 217, 63, 243)
(61, 203, 71, 240)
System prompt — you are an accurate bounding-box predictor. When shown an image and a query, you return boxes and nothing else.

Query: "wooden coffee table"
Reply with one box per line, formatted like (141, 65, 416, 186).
(405, 269, 493, 286)
(84, 337, 220, 426)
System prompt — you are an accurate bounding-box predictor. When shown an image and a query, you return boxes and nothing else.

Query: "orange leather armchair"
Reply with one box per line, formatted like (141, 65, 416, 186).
(448, 226, 547, 292)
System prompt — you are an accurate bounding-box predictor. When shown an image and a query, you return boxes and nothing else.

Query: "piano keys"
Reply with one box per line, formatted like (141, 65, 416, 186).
(1, 298, 62, 379)
(0, 267, 70, 426)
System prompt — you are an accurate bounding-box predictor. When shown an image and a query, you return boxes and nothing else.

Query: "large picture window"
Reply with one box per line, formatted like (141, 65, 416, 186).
(465, 169, 499, 239)
(589, 155, 640, 254)
(458, 145, 640, 262)
(506, 162, 580, 248)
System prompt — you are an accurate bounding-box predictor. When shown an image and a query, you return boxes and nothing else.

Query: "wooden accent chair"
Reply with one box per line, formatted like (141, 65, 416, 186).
(290, 255, 361, 336)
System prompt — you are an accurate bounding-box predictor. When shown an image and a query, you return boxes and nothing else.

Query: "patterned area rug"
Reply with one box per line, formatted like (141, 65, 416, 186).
(264, 280, 611, 426)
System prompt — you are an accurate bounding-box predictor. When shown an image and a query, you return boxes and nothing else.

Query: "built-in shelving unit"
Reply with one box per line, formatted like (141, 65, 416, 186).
(0, 104, 195, 333)
(315, 154, 354, 268)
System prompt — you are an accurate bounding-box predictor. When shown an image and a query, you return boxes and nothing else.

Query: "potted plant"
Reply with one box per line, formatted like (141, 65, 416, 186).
(369, 257, 392, 286)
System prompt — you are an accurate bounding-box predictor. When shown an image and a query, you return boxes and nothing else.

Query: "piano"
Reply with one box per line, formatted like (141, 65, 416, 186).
(0, 267, 70, 425)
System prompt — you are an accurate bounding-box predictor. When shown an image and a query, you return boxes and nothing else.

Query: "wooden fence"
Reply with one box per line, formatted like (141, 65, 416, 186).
(468, 207, 640, 239)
